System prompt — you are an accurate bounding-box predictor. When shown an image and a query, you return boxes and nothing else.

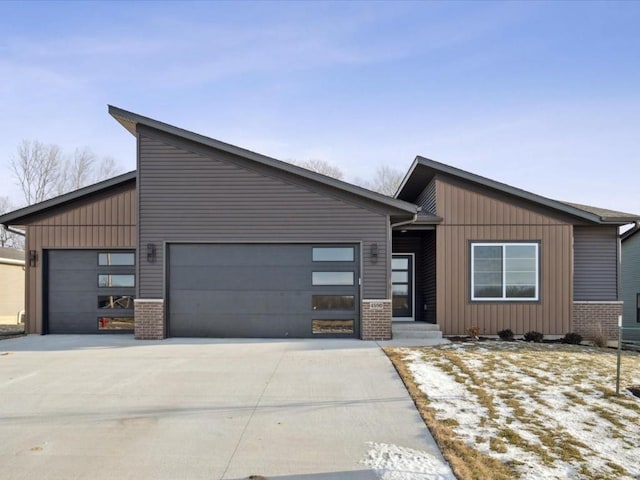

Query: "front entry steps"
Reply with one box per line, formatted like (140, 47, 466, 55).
(392, 321, 442, 340)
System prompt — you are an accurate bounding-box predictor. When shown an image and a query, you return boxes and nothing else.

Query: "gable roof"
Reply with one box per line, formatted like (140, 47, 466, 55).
(396, 156, 639, 225)
(108, 105, 418, 217)
(0, 171, 136, 226)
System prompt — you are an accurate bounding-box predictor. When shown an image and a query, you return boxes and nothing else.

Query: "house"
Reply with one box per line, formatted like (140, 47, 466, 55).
(621, 226, 640, 341)
(0, 247, 25, 325)
(0, 105, 637, 340)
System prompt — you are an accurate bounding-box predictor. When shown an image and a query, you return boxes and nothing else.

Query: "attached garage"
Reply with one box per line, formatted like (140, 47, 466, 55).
(167, 244, 360, 338)
(45, 250, 135, 334)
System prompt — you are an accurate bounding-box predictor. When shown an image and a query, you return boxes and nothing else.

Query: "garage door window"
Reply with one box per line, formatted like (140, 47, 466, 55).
(98, 295, 135, 309)
(312, 319, 354, 334)
(312, 271, 354, 286)
(312, 295, 355, 310)
(98, 252, 135, 266)
(98, 317, 134, 330)
(98, 274, 135, 287)
(312, 247, 354, 262)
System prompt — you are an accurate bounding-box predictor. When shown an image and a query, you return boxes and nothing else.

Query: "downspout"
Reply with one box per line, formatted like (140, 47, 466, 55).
(390, 208, 420, 229)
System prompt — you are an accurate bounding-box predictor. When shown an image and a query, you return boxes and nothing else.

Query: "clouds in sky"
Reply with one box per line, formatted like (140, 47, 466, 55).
(0, 1, 638, 214)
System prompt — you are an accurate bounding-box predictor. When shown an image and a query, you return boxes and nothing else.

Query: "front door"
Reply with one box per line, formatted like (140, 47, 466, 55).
(392, 254, 414, 320)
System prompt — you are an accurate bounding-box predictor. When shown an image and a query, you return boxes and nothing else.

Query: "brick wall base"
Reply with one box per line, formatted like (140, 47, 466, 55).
(134, 299, 165, 340)
(573, 301, 622, 341)
(361, 299, 392, 340)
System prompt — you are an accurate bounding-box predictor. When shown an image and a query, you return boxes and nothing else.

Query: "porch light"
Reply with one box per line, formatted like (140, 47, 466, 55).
(370, 243, 378, 263)
(28, 250, 37, 267)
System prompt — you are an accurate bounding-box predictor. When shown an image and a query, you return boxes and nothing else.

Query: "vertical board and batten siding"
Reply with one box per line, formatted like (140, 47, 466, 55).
(24, 184, 136, 333)
(137, 129, 390, 300)
(434, 176, 573, 335)
(621, 233, 640, 340)
(573, 226, 619, 301)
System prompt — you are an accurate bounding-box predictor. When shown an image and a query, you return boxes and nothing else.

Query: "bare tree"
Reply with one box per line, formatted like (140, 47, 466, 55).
(96, 156, 119, 181)
(57, 147, 96, 195)
(0, 196, 24, 249)
(357, 165, 405, 196)
(11, 140, 62, 204)
(291, 159, 344, 180)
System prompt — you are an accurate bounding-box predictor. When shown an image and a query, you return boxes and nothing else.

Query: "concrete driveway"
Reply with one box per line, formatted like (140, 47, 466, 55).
(0, 335, 453, 480)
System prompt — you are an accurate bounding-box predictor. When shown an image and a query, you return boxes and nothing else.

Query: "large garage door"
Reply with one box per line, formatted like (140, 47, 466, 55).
(168, 244, 359, 338)
(46, 250, 135, 334)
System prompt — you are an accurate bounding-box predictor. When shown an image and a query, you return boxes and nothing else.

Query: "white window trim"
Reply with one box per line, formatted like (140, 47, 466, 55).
(471, 242, 539, 302)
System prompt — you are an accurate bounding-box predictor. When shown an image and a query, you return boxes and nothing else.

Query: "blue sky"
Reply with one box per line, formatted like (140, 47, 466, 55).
(1, 1, 639, 215)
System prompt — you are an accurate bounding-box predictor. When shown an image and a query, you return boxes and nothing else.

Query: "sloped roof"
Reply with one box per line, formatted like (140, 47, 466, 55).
(0, 171, 136, 226)
(622, 225, 640, 242)
(109, 105, 418, 217)
(0, 247, 24, 263)
(397, 156, 640, 225)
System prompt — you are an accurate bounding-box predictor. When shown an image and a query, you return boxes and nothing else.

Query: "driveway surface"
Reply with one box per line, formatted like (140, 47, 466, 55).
(0, 335, 453, 480)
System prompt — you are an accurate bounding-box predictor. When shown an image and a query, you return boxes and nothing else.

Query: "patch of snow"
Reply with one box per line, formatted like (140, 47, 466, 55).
(362, 442, 456, 480)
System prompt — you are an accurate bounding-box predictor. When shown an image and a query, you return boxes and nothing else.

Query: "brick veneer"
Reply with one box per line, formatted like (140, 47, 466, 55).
(361, 299, 392, 340)
(134, 299, 165, 340)
(573, 301, 623, 340)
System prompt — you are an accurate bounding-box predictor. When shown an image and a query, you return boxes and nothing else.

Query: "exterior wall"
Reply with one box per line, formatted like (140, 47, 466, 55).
(134, 299, 165, 340)
(361, 299, 392, 340)
(23, 183, 136, 333)
(422, 232, 437, 323)
(415, 178, 437, 214)
(0, 262, 25, 324)
(573, 301, 622, 341)
(137, 127, 391, 306)
(434, 175, 573, 336)
(622, 232, 640, 341)
(574, 226, 619, 301)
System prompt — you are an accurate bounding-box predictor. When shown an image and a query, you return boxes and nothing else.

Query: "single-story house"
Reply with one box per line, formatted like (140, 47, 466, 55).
(621, 226, 640, 341)
(1, 106, 638, 340)
(0, 247, 25, 325)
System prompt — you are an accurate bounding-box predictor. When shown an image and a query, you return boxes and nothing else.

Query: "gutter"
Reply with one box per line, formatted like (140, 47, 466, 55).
(391, 212, 418, 229)
(0, 258, 25, 266)
(6, 226, 25, 238)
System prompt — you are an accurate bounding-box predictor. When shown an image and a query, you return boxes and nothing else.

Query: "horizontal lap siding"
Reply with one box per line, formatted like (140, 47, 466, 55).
(415, 178, 436, 214)
(574, 226, 619, 301)
(622, 234, 640, 340)
(138, 132, 388, 299)
(25, 184, 136, 334)
(435, 177, 572, 335)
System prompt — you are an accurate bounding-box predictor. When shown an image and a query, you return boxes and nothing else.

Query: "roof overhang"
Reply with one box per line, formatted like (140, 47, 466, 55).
(0, 171, 136, 227)
(396, 156, 640, 226)
(109, 105, 419, 220)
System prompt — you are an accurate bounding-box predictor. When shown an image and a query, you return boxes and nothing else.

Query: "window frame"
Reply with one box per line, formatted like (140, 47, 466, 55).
(98, 252, 135, 266)
(470, 242, 540, 302)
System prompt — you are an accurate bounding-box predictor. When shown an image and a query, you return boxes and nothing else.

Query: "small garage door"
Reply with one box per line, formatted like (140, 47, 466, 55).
(46, 250, 135, 334)
(168, 244, 359, 338)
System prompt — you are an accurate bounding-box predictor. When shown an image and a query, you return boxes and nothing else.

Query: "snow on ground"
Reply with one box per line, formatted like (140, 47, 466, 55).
(401, 342, 640, 480)
(362, 442, 456, 480)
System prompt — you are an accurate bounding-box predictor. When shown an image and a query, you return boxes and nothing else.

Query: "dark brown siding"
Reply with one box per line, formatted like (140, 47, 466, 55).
(423, 231, 436, 323)
(24, 183, 136, 333)
(574, 226, 619, 301)
(392, 233, 424, 321)
(137, 128, 390, 300)
(435, 176, 573, 335)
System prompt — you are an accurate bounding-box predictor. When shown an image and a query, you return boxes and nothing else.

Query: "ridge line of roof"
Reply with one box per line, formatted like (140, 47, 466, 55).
(108, 105, 418, 215)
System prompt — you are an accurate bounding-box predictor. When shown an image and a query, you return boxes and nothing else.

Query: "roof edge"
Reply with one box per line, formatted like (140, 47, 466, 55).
(410, 156, 637, 225)
(0, 171, 136, 226)
(108, 105, 418, 215)
(622, 224, 640, 242)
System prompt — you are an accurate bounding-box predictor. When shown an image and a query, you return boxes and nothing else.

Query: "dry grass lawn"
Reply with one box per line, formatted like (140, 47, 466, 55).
(386, 342, 640, 480)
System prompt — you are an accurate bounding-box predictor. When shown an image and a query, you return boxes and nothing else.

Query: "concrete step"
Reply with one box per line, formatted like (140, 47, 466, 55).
(392, 322, 443, 339)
